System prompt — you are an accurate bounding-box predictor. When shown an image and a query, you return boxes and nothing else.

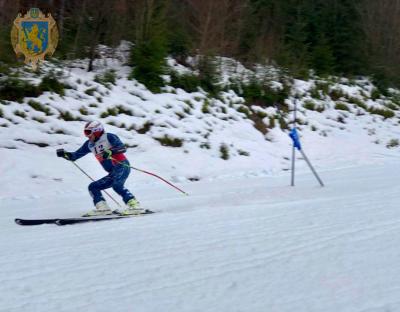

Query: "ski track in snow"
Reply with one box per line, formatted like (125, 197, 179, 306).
(1, 162, 400, 312)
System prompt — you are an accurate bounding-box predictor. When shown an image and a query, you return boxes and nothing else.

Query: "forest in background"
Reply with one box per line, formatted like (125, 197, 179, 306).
(0, 0, 399, 92)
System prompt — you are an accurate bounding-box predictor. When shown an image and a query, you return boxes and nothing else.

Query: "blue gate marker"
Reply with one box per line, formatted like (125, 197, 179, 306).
(289, 128, 302, 150)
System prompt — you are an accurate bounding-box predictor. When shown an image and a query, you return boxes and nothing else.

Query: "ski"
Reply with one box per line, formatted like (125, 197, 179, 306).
(55, 215, 126, 225)
(15, 218, 59, 226)
(15, 210, 155, 226)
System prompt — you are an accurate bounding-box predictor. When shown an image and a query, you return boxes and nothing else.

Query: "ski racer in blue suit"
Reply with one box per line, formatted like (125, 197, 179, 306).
(56, 121, 143, 217)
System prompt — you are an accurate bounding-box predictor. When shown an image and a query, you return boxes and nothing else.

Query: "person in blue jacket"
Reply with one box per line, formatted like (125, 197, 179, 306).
(57, 121, 143, 217)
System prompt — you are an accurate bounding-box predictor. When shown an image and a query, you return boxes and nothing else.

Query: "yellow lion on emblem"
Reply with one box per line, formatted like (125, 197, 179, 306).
(21, 24, 45, 54)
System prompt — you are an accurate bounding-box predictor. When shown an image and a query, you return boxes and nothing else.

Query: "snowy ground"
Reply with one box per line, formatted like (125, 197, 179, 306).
(2, 157, 400, 312)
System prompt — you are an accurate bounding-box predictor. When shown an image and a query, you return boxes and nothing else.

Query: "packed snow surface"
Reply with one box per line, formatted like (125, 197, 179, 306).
(1, 157, 400, 312)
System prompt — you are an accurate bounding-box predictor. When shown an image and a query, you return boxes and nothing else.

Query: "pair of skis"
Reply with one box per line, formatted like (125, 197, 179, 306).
(15, 210, 154, 226)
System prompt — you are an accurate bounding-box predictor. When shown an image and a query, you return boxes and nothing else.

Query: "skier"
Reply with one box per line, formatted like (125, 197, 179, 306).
(56, 121, 143, 217)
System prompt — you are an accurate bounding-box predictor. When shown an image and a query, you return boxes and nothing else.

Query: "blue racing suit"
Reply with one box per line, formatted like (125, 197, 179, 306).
(68, 132, 135, 205)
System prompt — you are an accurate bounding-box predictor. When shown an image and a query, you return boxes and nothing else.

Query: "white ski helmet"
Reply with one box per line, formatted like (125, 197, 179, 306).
(84, 121, 104, 140)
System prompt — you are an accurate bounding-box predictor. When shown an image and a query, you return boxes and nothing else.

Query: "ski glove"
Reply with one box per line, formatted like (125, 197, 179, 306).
(56, 148, 72, 160)
(102, 149, 113, 160)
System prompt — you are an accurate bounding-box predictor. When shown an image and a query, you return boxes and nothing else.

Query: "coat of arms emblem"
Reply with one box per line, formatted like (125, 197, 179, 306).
(11, 8, 59, 70)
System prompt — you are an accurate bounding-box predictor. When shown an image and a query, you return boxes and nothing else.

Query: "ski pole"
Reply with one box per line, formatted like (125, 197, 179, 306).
(110, 157, 189, 196)
(70, 161, 123, 207)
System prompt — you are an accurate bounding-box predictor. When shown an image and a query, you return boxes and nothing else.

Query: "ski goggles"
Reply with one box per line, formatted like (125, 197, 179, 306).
(84, 125, 103, 137)
(84, 129, 93, 136)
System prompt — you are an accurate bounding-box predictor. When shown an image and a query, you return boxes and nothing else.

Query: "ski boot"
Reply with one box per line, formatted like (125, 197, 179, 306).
(116, 198, 145, 216)
(82, 200, 113, 217)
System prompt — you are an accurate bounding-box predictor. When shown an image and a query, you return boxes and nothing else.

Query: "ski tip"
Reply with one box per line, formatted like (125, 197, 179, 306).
(15, 218, 22, 225)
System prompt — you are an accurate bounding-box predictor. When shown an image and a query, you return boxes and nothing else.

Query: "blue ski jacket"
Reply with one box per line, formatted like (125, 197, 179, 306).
(68, 133, 129, 172)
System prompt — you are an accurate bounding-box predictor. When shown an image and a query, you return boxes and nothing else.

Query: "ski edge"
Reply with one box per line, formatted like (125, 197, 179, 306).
(55, 210, 154, 226)
(15, 210, 155, 226)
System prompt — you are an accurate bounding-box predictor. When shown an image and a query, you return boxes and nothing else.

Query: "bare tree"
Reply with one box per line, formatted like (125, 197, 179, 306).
(361, 0, 400, 77)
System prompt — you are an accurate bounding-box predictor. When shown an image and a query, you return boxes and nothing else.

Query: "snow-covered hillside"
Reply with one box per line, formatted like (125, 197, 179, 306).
(1, 43, 399, 199)
(1, 44, 400, 312)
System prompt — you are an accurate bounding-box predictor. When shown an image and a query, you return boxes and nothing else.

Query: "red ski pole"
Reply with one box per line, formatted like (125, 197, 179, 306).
(111, 157, 189, 196)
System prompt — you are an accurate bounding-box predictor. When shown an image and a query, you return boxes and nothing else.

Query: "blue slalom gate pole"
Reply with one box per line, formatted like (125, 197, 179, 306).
(291, 100, 297, 186)
(275, 100, 325, 187)
(289, 127, 325, 187)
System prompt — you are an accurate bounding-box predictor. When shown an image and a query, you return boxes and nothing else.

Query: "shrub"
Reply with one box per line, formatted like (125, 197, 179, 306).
(329, 88, 345, 101)
(387, 139, 399, 148)
(231, 78, 290, 108)
(79, 107, 89, 115)
(52, 128, 67, 134)
(14, 110, 27, 118)
(348, 97, 367, 110)
(310, 86, 325, 100)
(256, 111, 267, 118)
(386, 103, 399, 111)
(155, 136, 183, 147)
(94, 70, 117, 88)
(269, 117, 276, 128)
(137, 121, 153, 134)
(100, 107, 119, 118)
(0, 63, 11, 76)
(85, 88, 97, 96)
(390, 94, 400, 107)
(335, 102, 350, 111)
(314, 81, 330, 95)
(59, 111, 75, 121)
(238, 149, 250, 156)
(32, 116, 45, 123)
(169, 71, 201, 93)
(39, 73, 65, 96)
(368, 107, 395, 119)
(0, 108, 3, 118)
(28, 100, 51, 115)
(175, 112, 184, 119)
(337, 115, 346, 124)
(316, 104, 325, 112)
(237, 105, 251, 117)
(197, 56, 221, 97)
(370, 88, 381, 100)
(200, 142, 211, 149)
(116, 105, 133, 116)
(202, 99, 210, 114)
(304, 100, 316, 110)
(0, 78, 41, 101)
(219, 144, 229, 160)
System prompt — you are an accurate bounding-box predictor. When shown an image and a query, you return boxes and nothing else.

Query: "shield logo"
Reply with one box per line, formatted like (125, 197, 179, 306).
(11, 8, 59, 70)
